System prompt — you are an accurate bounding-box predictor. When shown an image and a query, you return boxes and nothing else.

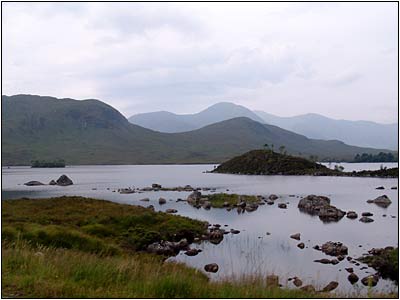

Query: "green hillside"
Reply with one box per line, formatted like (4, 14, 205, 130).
(2, 95, 394, 165)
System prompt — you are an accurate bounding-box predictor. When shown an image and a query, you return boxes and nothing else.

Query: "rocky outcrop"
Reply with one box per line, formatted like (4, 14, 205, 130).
(278, 203, 287, 209)
(320, 241, 348, 256)
(208, 229, 224, 245)
(24, 181, 45, 186)
(49, 180, 57, 185)
(147, 239, 189, 256)
(298, 195, 330, 210)
(165, 209, 178, 214)
(187, 191, 202, 204)
(298, 195, 345, 222)
(158, 197, 167, 205)
(56, 175, 73, 186)
(367, 195, 392, 208)
(297, 243, 305, 249)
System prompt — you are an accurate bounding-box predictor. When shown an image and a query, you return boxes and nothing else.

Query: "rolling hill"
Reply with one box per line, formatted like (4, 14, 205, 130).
(2, 95, 394, 165)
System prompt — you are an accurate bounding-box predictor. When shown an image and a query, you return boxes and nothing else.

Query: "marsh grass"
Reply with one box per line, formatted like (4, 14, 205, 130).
(206, 193, 259, 208)
(2, 196, 207, 253)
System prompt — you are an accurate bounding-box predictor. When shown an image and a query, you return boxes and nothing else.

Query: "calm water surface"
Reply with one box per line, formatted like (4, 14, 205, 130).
(2, 164, 399, 294)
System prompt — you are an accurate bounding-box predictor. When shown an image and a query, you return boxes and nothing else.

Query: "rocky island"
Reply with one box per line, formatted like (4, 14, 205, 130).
(212, 149, 398, 178)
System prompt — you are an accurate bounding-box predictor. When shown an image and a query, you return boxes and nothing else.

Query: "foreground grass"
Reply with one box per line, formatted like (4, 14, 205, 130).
(2, 241, 318, 298)
(206, 193, 259, 208)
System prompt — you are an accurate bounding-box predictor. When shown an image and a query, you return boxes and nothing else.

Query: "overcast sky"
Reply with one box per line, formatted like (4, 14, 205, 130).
(3, 2, 398, 123)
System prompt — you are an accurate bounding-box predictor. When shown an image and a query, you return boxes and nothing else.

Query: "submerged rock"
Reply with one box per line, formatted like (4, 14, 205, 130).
(314, 258, 339, 265)
(158, 197, 167, 205)
(278, 203, 287, 209)
(300, 285, 316, 293)
(165, 209, 178, 214)
(320, 281, 338, 292)
(375, 186, 385, 190)
(24, 181, 45, 186)
(359, 216, 374, 223)
(362, 212, 373, 217)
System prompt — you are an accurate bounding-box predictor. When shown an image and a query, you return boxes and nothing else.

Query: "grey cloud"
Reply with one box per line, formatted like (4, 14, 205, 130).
(2, 3, 398, 123)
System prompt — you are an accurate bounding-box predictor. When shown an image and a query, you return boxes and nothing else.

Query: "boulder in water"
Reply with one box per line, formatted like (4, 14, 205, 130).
(56, 175, 73, 186)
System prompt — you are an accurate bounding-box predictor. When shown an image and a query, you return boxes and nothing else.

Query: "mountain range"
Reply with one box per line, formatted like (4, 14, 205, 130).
(2, 94, 395, 165)
(129, 102, 398, 150)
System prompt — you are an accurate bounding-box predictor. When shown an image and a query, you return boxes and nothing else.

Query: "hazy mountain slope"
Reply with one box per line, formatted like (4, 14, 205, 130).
(2, 95, 393, 165)
(128, 111, 197, 133)
(255, 111, 398, 150)
(128, 102, 264, 132)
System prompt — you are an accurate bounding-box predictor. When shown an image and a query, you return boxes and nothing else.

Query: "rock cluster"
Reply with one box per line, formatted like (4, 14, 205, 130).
(298, 195, 345, 222)
(25, 175, 73, 187)
(320, 241, 348, 256)
(147, 239, 189, 256)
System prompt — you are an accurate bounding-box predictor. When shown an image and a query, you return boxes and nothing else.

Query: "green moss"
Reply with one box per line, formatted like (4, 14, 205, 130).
(206, 193, 259, 208)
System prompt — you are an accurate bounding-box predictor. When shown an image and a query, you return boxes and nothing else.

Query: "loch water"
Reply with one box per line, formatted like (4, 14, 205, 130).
(2, 163, 398, 294)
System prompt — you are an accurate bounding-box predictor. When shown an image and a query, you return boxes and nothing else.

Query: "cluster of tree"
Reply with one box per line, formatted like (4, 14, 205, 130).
(31, 159, 66, 168)
(353, 152, 398, 163)
(263, 144, 287, 155)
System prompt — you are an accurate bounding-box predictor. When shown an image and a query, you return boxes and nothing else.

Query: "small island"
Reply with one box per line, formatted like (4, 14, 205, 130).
(212, 149, 398, 178)
(31, 159, 66, 168)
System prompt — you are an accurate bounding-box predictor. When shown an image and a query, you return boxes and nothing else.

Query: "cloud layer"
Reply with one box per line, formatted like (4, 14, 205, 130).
(3, 2, 398, 123)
